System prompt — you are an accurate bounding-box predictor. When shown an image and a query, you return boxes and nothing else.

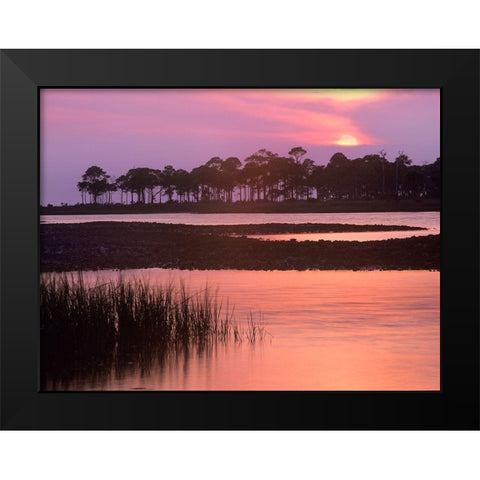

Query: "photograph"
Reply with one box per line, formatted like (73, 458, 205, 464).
(39, 88, 440, 391)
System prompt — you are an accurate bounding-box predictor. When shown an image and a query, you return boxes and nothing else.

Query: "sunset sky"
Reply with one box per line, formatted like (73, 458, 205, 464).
(40, 89, 440, 205)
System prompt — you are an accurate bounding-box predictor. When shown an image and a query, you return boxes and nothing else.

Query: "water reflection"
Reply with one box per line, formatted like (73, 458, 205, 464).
(40, 211, 440, 230)
(247, 229, 437, 242)
(42, 269, 439, 391)
(42, 337, 237, 391)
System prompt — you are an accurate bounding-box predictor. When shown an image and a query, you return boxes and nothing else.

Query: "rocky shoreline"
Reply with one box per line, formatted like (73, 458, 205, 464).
(40, 222, 440, 272)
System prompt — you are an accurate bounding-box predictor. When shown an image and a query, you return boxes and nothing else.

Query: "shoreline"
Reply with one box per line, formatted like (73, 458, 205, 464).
(41, 222, 440, 273)
(41, 222, 427, 234)
(40, 198, 440, 215)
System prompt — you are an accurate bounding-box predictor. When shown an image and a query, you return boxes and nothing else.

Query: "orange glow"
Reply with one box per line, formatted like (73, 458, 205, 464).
(267, 89, 389, 108)
(336, 134, 359, 146)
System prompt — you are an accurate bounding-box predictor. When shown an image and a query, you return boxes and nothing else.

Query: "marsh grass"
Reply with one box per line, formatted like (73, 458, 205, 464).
(40, 273, 266, 387)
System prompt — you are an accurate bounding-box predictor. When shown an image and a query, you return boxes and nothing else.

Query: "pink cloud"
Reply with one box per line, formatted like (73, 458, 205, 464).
(42, 89, 379, 147)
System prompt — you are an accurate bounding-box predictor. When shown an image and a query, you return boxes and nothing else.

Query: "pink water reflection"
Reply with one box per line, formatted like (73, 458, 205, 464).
(247, 229, 437, 242)
(44, 269, 439, 391)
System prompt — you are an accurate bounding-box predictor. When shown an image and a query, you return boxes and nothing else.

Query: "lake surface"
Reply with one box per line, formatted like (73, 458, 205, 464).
(42, 269, 440, 391)
(40, 211, 439, 228)
(245, 230, 435, 242)
(41, 211, 440, 242)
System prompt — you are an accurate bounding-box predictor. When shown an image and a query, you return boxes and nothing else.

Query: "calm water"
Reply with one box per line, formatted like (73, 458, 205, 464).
(40, 211, 439, 228)
(41, 211, 440, 242)
(43, 269, 440, 391)
(246, 230, 435, 242)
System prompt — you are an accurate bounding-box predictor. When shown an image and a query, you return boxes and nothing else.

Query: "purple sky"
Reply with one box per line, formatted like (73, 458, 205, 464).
(40, 89, 440, 205)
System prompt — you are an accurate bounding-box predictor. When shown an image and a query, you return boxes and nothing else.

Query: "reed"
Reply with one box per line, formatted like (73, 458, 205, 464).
(40, 273, 266, 374)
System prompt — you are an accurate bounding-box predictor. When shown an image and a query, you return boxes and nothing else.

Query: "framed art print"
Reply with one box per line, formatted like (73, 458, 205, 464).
(1, 50, 479, 429)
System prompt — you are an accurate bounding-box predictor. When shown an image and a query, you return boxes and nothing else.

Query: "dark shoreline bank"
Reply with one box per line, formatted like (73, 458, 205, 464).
(41, 222, 440, 272)
(41, 222, 427, 234)
(41, 198, 440, 215)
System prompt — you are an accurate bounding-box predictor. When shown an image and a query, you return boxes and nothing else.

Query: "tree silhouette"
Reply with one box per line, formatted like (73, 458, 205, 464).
(173, 169, 191, 202)
(81, 166, 113, 204)
(288, 146, 307, 164)
(222, 157, 242, 202)
(394, 151, 412, 197)
(403, 169, 426, 200)
(77, 181, 88, 204)
(161, 165, 176, 202)
(76, 150, 439, 206)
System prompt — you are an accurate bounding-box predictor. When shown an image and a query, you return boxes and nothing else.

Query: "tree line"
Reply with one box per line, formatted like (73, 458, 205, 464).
(77, 147, 440, 205)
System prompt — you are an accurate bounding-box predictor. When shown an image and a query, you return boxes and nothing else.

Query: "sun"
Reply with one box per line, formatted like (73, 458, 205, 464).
(336, 134, 359, 146)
